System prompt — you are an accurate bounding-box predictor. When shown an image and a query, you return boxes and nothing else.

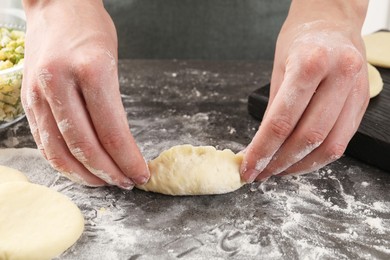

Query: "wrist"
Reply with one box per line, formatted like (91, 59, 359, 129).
(23, 0, 104, 16)
(22, 0, 49, 12)
(288, 0, 369, 29)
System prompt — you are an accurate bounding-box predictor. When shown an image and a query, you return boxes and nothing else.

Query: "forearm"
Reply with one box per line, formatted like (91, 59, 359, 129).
(243, 1, 370, 182)
(288, 0, 369, 28)
(22, 0, 104, 15)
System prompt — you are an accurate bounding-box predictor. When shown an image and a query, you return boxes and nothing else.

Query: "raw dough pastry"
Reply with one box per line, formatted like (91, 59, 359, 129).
(363, 32, 390, 68)
(0, 182, 84, 260)
(137, 145, 244, 196)
(0, 165, 29, 184)
(367, 63, 383, 98)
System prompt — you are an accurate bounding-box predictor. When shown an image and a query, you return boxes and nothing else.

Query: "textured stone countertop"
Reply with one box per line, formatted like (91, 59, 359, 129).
(0, 60, 389, 259)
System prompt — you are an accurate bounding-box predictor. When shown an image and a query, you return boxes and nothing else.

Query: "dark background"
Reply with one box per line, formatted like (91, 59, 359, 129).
(103, 0, 290, 60)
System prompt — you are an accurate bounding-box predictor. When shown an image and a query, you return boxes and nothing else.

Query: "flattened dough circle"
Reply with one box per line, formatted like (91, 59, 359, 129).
(363, 32, 390, 68)
(137, 145, 244, 196)
(367, 63, 383, 98)
(0, 165, 29, 184)
(0, 182, 84, 260)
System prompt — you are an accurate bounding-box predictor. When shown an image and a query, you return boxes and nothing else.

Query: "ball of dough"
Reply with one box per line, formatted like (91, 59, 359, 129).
(363, 32, 390, 68)
(0, 182, 84, 260)
(367, 63, 383, 98)
(136, 145, 244, 196)
(0, 165, 29, 184)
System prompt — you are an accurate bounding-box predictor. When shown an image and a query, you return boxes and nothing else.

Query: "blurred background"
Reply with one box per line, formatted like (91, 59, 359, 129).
(1, 0, 390, 60)
(102, 0, 290, 60)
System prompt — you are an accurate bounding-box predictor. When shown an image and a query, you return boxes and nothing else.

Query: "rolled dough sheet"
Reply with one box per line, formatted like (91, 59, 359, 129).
(363, 31, 390, 68)
(0, 165, 29, 184)
(136, 144, 244, 196)
(0, 182, 84, 260)
(367, 63, 383, 98)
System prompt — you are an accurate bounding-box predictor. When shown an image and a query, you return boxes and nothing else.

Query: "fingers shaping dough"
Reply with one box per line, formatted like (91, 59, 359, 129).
(367, 63, 383, 98)
(363, 32, 390, 68)
(0, 165, 29, 184)
(136, 145, 244, 196)
(0, 180, 84, 260)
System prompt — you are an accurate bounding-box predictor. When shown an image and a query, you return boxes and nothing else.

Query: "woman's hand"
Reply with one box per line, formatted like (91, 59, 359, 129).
(242, 0, 370, 182)
(22, 0, 149, 188)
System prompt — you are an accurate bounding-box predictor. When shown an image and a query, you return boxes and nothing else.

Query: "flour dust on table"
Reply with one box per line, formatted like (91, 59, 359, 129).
(0, 148, 389, 259)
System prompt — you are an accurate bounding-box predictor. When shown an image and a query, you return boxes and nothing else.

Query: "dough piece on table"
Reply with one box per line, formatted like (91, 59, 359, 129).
(367, 63, 383, 98)
(0, 182, 84, 260)
(363, 32, 390, 68)
(0, 165, 29, 184)
(137, 144, 244, 196)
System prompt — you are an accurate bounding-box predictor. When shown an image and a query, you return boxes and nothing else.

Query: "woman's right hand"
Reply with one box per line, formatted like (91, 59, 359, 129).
(21, 0, 150, 189)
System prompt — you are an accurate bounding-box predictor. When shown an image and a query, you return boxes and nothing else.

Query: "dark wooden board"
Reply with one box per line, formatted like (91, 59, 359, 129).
(248, 67, 390, 172)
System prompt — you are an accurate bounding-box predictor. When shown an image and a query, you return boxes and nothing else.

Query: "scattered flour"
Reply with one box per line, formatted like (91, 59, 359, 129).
(0, 149, 389, 259)
(83, 166, 115, 186)
(255, 156, 272, 172)
(58, 119, 71, 134)
(294, 142, 322, 161)
(1, 62, 389, 259)
(70, 147, 88, 163)
(40, 130, 50, 146)
(60, 171, 90, 187)
(37, 68, 53, 90)
(364, 217, 384, 233)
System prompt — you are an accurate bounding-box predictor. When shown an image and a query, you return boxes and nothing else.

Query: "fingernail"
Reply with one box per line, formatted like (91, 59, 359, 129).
(278, 171, 289, 176)
(133, 175, 149, 185)
(120, 179, 135, 190)
(243, 169, 260, 183)
(257, 176, 270, 183)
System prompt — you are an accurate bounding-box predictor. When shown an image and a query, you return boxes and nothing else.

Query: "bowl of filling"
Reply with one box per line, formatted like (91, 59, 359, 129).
(0, 9, 26, 129)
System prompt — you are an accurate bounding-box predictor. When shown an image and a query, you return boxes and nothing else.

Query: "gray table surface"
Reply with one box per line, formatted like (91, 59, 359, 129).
(0, 60, 389, 260)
